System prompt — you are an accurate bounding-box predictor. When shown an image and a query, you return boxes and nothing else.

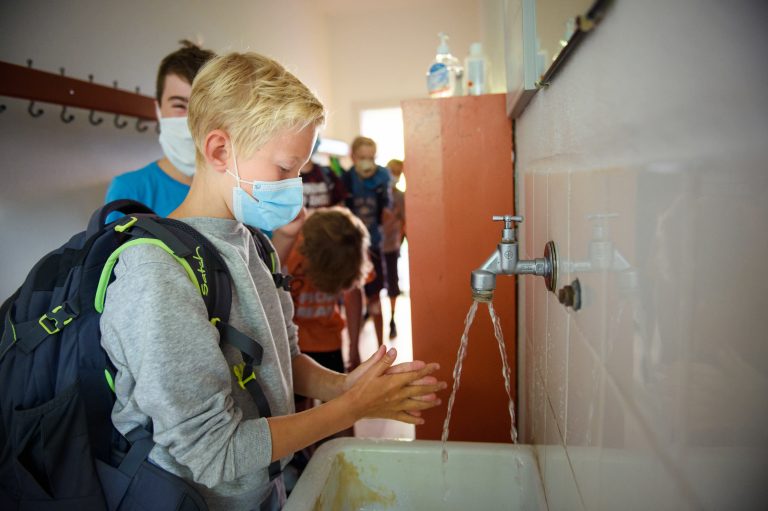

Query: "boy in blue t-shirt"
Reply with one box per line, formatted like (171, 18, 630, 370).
(105, 40, 215, 218)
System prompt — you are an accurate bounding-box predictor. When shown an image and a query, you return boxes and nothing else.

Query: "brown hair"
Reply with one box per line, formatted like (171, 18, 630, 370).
(156, 39, 216, 102)
(351, 136, 376, 155)
(299, 207, 371, 294)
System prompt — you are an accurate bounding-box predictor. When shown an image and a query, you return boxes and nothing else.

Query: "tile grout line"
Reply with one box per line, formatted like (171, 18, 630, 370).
(543, 379, 588, 511)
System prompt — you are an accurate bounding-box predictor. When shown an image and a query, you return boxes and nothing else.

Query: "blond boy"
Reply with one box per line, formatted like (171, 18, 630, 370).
(100, 53, 444, 510)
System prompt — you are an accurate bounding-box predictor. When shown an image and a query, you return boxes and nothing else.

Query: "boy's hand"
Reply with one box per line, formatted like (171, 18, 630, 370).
(342, 346, 446, 424)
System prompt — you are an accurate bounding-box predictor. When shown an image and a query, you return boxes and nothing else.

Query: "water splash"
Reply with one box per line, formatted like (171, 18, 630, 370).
(441, 300, 480, 463)
(488, 301, 518, 444)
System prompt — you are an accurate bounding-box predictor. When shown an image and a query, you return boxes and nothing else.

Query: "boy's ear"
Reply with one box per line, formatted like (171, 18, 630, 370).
(203, 130, 230, 174)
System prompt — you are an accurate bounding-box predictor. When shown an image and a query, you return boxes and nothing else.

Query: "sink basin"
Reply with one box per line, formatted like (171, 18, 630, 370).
(284, 438, 546, 510)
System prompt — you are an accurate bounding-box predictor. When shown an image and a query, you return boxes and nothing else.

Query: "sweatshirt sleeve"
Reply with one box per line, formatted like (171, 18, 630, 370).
(279, 287, 300, 360)
(100, 244, 274, 488)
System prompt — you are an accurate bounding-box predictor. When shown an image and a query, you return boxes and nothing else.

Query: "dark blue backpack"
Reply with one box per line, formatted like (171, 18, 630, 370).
(0, 200, 288, 510)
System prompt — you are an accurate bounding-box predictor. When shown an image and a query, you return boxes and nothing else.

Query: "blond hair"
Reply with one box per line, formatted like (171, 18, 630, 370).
(351, 136, 376, 155)
(189, 52, 325, 165)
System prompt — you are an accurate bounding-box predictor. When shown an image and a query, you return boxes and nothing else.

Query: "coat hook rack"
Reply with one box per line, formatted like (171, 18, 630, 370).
(112, 81, 128, 129)
(59, 68, 75, 123)
(135, 87, 149, 132)
(87, 74, 104, 125)
(0, 59, 156, 129)
(26, 60, 44, 118)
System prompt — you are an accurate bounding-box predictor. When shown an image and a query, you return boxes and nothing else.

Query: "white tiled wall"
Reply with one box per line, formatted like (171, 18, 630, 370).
(516, 0, 768, 509)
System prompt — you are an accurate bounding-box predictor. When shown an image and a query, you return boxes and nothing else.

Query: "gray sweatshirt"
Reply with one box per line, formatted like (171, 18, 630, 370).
(100, 217, 299, 510)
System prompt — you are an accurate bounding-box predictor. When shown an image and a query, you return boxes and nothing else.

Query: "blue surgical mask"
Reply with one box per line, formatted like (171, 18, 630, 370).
(226, 142, 303, 231)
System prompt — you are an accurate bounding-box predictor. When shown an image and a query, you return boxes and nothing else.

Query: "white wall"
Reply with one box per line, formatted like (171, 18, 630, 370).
(516, 0, 768, 510)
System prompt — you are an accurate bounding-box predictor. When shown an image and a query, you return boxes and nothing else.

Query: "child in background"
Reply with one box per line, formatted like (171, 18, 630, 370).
(100, 52, 445, 510)
(381, 159, 406, 339)
(105, 40, 215, 218)
(299, 139, 346, 210)
(342, 136, 392, 354)
(286, 207, 370, 377)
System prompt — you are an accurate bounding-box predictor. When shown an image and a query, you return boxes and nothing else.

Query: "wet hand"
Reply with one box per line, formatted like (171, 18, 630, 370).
(343, 346, 446, 424)
(384, 360, 444, 404)
(345, 354, 444, 398)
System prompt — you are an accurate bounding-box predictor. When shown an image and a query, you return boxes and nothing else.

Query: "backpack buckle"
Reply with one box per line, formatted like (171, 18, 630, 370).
(274, 273, 293, 292)
(38, 303, 78, 335)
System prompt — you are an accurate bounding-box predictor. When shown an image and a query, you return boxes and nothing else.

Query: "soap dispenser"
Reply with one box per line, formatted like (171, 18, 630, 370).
(426, 32, 464, 98)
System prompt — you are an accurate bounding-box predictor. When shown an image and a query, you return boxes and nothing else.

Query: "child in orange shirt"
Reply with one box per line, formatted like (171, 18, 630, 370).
(285, 207, 371, 375)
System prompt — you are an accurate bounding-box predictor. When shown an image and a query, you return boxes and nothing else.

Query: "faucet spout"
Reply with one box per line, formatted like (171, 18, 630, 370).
(470, 215, 558, 296)
(471, 268, 497, 293)
(471, 247, 501, 301)
(470, 241, 507, 295)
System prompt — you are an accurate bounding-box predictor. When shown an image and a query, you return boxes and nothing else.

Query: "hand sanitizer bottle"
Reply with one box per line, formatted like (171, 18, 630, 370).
(426, 32, 464, 98)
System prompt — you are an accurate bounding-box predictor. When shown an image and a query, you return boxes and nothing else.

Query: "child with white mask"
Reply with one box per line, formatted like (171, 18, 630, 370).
(105, 40, 215, 219)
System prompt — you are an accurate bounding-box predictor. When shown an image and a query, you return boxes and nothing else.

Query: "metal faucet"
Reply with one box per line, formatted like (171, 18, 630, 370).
(470, 215, 558, 301)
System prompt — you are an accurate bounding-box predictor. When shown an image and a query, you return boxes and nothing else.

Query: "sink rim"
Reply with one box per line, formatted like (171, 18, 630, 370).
(285, 438, 542, 510)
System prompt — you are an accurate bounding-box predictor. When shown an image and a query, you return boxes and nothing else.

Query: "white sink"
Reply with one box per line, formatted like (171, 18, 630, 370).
(284, 438, 546, 511)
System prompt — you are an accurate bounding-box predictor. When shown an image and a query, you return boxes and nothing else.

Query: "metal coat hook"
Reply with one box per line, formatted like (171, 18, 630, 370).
(87, 75, 103, 125)
(113, 81, 128, 129)
(135, 87, 148, 132)
(26, 60, 44, 118)
(59, 68, 75, 123)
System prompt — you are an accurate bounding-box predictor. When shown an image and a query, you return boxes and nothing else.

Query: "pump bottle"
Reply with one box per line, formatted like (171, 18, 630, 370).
(426, 32, 464, 98)
(465, 42, 489, 95)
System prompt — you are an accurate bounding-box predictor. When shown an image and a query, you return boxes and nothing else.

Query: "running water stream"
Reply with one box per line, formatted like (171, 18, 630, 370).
(488, 301, 518, 444)
(440, 300, 479, 463)
(441, 299, 517, 465)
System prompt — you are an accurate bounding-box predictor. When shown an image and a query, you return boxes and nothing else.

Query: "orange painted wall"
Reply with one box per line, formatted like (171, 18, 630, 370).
(402, 94, 517, 443)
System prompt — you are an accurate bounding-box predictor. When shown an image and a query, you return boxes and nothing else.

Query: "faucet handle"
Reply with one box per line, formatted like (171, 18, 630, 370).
(492, 215, 523, 242)
(492, 215, 524, 229)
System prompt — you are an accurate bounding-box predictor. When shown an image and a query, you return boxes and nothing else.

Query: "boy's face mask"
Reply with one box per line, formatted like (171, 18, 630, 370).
(226, 141, 304, 231)
(157, 115, 197, 177)
(354, 158, 377, 179)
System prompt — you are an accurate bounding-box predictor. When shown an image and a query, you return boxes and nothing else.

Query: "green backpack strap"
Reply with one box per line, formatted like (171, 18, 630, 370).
(94, 237, 200, 313)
